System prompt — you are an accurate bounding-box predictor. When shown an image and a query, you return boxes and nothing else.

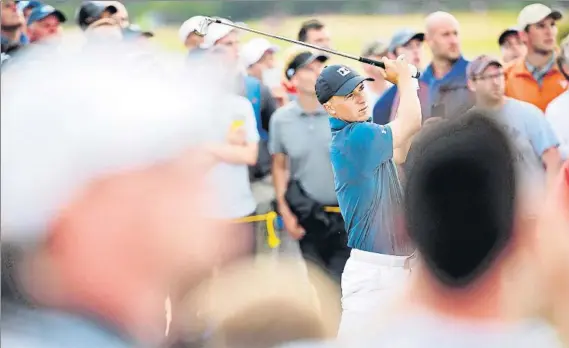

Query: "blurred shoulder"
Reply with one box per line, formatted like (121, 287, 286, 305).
(546, 91, 569, 114)
(505, 98, 544, 118)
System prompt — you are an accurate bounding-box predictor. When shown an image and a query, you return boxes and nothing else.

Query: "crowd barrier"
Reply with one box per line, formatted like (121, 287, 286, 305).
(234, 206, 342, 249)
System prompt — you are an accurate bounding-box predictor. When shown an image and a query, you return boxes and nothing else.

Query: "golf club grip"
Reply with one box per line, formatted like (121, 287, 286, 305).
(359, 57, 421, 79)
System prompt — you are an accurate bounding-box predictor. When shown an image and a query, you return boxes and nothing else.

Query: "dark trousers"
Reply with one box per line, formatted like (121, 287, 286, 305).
(298, 213, 351, 283)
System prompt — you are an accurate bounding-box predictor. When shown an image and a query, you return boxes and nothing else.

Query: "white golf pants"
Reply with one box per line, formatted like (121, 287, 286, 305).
(337, 249, 410, 338)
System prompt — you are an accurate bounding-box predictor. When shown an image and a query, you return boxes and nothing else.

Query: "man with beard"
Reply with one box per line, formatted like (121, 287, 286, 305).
(504, 3, 566, 112)
(1, 0, 28, 49)
(373, 11, 472, 125)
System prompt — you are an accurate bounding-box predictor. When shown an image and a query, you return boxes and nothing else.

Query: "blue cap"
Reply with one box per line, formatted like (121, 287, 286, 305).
(27, 4, 66, 26)
(17, 0, 42, 13)
(315, 65, 373, 104)
(388, 29, 425, 53)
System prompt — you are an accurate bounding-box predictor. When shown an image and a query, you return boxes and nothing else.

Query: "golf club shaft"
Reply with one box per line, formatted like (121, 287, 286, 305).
(209, 18, 420, 79)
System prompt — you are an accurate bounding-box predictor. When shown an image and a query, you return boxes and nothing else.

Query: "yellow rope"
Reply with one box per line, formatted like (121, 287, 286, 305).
(234, 207, 340, 249)
(235, 212, 281, 249)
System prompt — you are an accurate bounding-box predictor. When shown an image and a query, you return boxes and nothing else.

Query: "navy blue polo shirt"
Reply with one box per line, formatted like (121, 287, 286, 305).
(329, 118, 409, 255)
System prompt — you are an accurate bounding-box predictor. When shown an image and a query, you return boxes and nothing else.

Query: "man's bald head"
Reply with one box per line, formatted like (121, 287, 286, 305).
(425, 11, 459, 35)
(424, 11, 462, 62)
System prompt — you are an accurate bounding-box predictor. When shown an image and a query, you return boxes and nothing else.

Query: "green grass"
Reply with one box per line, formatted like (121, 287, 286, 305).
(150, 12, 523, 71)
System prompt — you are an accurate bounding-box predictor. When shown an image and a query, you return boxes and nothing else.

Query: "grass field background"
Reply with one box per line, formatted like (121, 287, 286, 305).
(147, 12, 527, 71)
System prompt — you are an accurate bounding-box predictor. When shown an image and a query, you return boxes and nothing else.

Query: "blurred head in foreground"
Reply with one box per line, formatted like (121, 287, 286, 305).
(1, 42, 231, 346)
(404, 112, 569, 327)
(183, 256, 341, 348)
(405, 113, 516, 290)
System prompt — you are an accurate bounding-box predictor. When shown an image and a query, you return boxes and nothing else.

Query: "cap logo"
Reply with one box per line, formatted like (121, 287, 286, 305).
(337, 66, 351, 76)
(286, 68, 295, 78)
(41, 5, 54, 13)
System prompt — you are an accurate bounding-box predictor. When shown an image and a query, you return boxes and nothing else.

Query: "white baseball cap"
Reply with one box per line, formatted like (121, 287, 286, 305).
(200, 18, 237, 49)
(178, 16, 206, 44)
(517, 3, 563, 29)
(240, 38, 279, 67)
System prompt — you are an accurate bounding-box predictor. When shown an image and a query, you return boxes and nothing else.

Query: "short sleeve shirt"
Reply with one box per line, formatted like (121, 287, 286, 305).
(329, 118, 412, 255)
(269, 101, 338, 205)
(207, 95, 260, 218)
(496, 99, 560, 189)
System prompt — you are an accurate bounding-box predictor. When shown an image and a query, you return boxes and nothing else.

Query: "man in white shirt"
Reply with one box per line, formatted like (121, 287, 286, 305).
(198, 47, 260, 263)
(196, 23, 262, 262)
(546, 34, 569, 160)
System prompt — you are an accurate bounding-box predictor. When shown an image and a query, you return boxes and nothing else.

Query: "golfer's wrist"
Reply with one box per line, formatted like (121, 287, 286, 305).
(397, 75, 415, 90)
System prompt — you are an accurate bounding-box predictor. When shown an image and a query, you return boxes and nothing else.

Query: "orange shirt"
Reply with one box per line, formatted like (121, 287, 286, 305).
(504, 57, 568, 112)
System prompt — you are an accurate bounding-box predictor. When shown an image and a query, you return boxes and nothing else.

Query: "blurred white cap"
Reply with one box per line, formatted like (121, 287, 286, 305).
(517, 3, 563, 29)
(201, 18, 237, 49)
(240, 38, 279, 67)
(179, 15, 206, 43)
(1, 43, 221, 243)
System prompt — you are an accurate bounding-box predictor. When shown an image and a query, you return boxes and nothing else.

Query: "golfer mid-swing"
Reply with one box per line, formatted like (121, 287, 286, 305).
(315, 56, 422, 336)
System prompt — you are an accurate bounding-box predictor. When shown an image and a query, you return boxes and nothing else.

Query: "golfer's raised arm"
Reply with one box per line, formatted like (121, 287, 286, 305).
(383, 56, 422, 151)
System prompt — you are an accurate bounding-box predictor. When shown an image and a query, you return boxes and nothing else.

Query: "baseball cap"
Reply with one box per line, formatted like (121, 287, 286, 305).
(201, 18, 237, 49)
(498, 28, 519, 46)
(388, 29, 425, 53)
(361, 39, 389, 58)
(315, 64, 373, 104)
(285, 51, 328, 80)
(517, 3, 563, 30)
(466, 55, 502, 79)
(27, 4, 66, 26)
(240, 38, 279, 67)
(178, 16, 207, 43)
(17, 0, 41, 13)
(76, 1, 118, 31)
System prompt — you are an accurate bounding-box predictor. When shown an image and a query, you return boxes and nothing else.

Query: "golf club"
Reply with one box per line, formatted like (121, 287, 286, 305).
(198, 17, 421, 80)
